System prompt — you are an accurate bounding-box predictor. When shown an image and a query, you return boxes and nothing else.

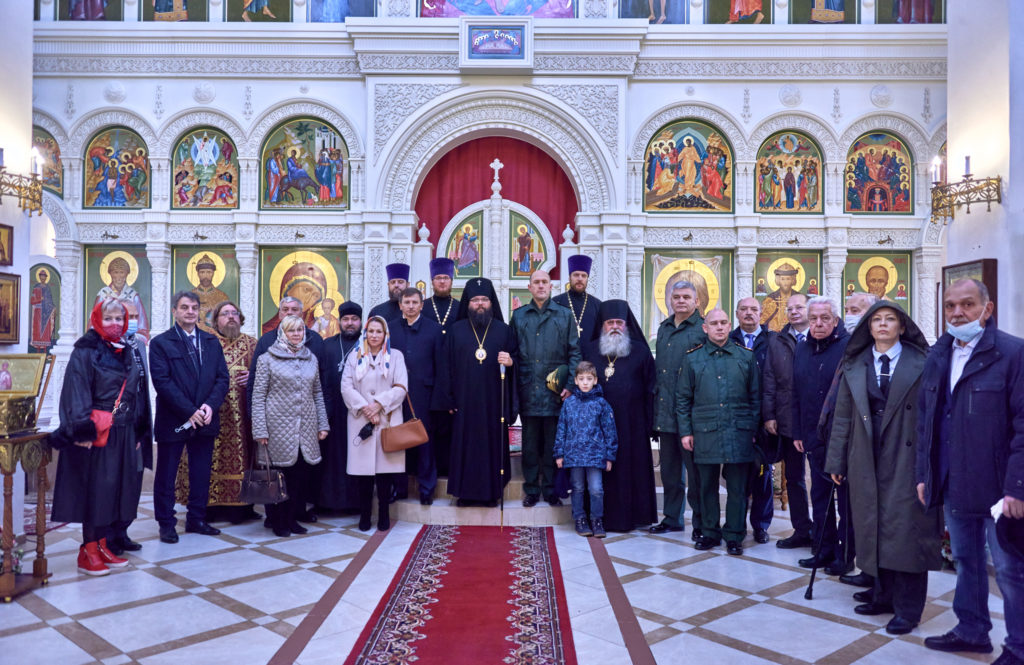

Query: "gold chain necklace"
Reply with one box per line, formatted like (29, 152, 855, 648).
(431, 296, 453, 334)
(604, 354, 617, 379)
(566, 291, 588, 338)
(470, 319, 492, 364)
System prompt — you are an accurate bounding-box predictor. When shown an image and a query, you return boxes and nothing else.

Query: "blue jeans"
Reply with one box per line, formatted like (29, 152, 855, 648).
(570, 467, 604, 522)
(944, 505, 1024, 657)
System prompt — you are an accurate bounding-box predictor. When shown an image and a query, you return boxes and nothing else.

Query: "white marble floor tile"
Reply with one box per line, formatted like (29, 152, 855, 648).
(603, 537, 698, 568)
(676, 555, 804, 593)
(774, 579, 891, 626)
(571, 605, 660, 647)
(651, 631, 775, 665)
(702, 603, 868, 663)
(80, 595, 243, 653)
(217, 569, 334, 615)
(162, 549, 291, 586)
(339, 560, 399, 613)
(138, 626, 285, 665)
(926, 569, 961, 598)
(305, 599, 372, 640)
(0, 601, 43, 629)
(298, 627, 364, 665)
(570, 635, 633, 665)
(215, 521, 286, 543)
(0, 627, 96, 665)
(739, 542, 812, 567)
(624, 574, 741, 620)
(561, 562, 611, 591)
(850, 637, 989, 665)
(563, 579, 615, 618)
(264, 532, 366, 561)
(33, 569, 181, 616)
(128, 536, 235, 563)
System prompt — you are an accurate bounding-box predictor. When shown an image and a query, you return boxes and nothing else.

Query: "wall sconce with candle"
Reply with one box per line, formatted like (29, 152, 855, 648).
(930, 154, 1002, 225)
(0, 147, 44, 215)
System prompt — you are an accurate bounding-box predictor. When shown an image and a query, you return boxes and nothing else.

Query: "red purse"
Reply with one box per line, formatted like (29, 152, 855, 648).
(89, 380, 127, 448)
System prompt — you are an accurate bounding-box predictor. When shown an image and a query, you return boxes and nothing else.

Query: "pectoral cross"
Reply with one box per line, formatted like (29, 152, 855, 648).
(490, 158, 504, 183)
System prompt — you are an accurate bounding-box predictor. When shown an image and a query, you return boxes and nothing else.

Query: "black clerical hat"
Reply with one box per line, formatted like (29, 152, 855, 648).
(337, 301, 362, 318)
(593, 299, 646, 343)
(455, 277, 504, 323)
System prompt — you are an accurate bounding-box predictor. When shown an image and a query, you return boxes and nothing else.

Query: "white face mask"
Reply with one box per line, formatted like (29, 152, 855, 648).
(947, 318, 985, 342)
(126, 319, 139, 336)
(844, 314, 861, 333)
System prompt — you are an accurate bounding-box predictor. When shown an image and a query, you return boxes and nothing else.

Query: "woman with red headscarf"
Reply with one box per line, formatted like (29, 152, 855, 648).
(51, 298, 152, 576)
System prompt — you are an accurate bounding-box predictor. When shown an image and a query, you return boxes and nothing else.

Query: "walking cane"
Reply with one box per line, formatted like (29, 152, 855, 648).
(804, 481, 838, 600)
(500, 364, 506, 533)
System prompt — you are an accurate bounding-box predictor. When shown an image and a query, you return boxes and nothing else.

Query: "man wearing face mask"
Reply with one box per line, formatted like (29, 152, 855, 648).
(916, 279, 1024, 664)
(843, 292, 879, 334)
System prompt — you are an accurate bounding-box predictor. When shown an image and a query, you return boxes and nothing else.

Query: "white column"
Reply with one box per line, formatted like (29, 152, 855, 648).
(915, 247, 942, 343)
(146, 241, 172, 337)
(236, 242, 258, 338)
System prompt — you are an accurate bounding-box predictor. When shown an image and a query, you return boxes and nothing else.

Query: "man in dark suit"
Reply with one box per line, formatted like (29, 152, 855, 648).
(917, 279, 1024, 663)
(389, 288, 444, 505)
(150, 291, 230, 543)
(729, 297, 775, 544)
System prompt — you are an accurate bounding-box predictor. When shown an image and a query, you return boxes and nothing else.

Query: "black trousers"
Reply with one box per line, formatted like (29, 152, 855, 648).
(873, 568, 928, 622)
(807, 447, 841, 561)
(782, 436, 813, 536)
(522, 416, 558, 498)
(265, 457, 316, 529)
(748, 461, 774, 532)
(154, 436, 214, 528)
(432, 410, 453, 478)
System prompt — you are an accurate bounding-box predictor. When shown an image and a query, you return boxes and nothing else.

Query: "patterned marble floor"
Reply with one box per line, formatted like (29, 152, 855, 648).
(0, 493, 1007, 665)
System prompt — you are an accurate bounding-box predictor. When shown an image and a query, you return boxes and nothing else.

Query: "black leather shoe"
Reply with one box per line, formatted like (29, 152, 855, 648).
(649, 522, 684, 534)
(776, 533, 814, 549)
(726, 541, 743, 556)
(106, 539, 125, 556)
(522, 494, 540, 508)
(119, 537, 143, 552)
(754, 529, 769, 544)
(839, 572, 875, 588)
(854, 602, 894, 616)
(420, 496, 434, 506)
(691, 528, 703, 542)
(852, 590, 874, 603)
(544, 495, 563, 507)
(159, 526, 179, 544)
(825, 560, 854, 576)
(885, 616, 918, 635)
(798, 553, 832, 569)
(694, 537, 720, 551)
(923, 631, 993, 654)
(297, 510, 318, 523)
(273, 527, 291, 538)
(288, 521, 308, 535)
(185, 521, 221, 536)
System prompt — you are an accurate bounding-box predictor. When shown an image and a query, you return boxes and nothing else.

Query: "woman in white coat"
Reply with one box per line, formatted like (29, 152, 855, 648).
(341, 316, 408, 531)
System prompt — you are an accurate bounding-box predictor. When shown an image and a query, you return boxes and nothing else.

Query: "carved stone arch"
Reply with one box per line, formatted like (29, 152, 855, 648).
(378, 91, 613, 213)
(43, 191, 78, 241)
(67, 108, 158, 160)
(630, 103, 748, 161)
(32, 110, 71, 151)
(927, 122, 947, 162)
(839, 112, 930, 164)
(156, 109, 249, 159)
(748, 112, 841, 163)
(246, 99, 363, 160)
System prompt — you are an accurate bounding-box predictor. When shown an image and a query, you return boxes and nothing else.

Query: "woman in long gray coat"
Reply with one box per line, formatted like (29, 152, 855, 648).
(826, 301, 942, 635)
(252, 315, 329, 537)
(341, 316, 408, 531)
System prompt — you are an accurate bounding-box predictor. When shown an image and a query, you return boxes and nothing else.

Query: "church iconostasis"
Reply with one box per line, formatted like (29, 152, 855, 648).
(142, 0, 207, 20)
(227, 0, 292, 22)
(705, 0, 771, 24)
(875, 0, 943, 24)
(84, 245, 152, 342)
(260, 118, 349, 210)
(33, 126, 63, 199)
(29, 264, 60, 355)
(82, 127, 151, 210)
(643, 119, 735, 214)
(309, 0, 376, 21)
(58, 0, 123, 20)
(619, 0, 687, 22)
(419, 0, 576, 18)
(259, 248, 348, 337)
(843, 252, 913, 315)
(171, 129, 240, 210)
(754, 251, 822, 333)
(845, 132, 914, 215)
(509, 211, 547, 278)
(643, 250, 734, 346)
(755, 132, 824, 215)
(444, 211, 483, 280)
(171, 248, 240, 333)
(790, 0, 856, 23)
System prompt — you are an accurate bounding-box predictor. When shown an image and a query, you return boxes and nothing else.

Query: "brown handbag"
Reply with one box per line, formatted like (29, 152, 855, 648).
(239, 442, 288, 505)
(381, 386, 429, 453)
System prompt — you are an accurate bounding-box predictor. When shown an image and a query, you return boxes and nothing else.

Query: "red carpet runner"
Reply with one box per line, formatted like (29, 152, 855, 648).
(345, 525, 577, 665)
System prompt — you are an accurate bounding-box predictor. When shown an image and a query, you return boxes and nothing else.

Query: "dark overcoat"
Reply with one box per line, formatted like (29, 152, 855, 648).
(150, 324, 229, 443)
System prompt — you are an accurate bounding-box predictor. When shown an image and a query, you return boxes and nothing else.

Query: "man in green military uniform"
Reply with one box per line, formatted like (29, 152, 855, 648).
(677, 308, 761, 556)
(511, 270, 581, 507)
(651, 280, 707, 535)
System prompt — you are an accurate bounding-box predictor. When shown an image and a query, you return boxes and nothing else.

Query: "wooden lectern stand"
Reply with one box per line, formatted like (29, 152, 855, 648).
(0, 432, 52, 602)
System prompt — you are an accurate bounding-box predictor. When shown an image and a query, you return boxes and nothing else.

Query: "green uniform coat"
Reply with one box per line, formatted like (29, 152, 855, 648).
(675, 341, 761, 465)
(510, 298, 581, 417)
(653, 311, 706, 433)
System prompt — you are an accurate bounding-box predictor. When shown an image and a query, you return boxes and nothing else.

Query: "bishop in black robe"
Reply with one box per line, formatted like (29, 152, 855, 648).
(436, 278, 519, 504)
(581, 299, 657, 532)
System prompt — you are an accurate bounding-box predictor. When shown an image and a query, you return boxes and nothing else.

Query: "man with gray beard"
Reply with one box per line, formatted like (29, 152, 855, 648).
(582, 300, 657, 532)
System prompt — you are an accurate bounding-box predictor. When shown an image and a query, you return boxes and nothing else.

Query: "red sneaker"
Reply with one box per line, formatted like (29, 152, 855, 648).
(97, 538, 129, 568)
(77, 543, 110, 576)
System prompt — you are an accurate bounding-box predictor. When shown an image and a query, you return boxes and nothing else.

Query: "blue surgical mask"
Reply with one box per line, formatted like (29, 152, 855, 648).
(947, 318, 985, 342)
(127, 319, 139, 336)
(844, 314, 861, 334)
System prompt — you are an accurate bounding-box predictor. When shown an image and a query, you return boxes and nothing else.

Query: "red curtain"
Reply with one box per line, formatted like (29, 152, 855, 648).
(413, 137, 579, 277)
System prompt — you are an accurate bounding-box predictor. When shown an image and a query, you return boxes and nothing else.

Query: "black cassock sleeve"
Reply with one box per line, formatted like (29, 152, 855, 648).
(432, 328, 456, 413)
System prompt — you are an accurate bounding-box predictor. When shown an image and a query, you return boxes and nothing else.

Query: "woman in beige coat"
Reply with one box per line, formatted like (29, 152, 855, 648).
(252, 315, 329, 537)
(341, 316, 408, 531)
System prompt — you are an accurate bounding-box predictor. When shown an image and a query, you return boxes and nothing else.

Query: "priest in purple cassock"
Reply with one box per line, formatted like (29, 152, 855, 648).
(435, 277, 519, 506)
(581, 299, 658, 532)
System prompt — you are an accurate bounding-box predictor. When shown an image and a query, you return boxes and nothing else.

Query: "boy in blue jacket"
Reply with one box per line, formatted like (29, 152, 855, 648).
(555, 361, 618, 537)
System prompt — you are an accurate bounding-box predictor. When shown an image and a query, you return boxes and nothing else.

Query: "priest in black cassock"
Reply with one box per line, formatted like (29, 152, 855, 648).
(581, 300, 658, 532)
(436, 277, 519, 506)
(553, 254, 602, 342)
(316, 301, 363, 513)
(367, 262, 408, 324)
(422, 257, 460, 477)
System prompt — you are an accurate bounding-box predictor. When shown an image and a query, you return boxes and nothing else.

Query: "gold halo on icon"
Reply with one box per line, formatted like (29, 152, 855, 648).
(653, 258, 721, 317)
(99, 251, 139, 286)
(186, 252, 227, 288)
(268, 251, 339, 307)
(857, 256, 898, 296)
(765, 257, 807, 293)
